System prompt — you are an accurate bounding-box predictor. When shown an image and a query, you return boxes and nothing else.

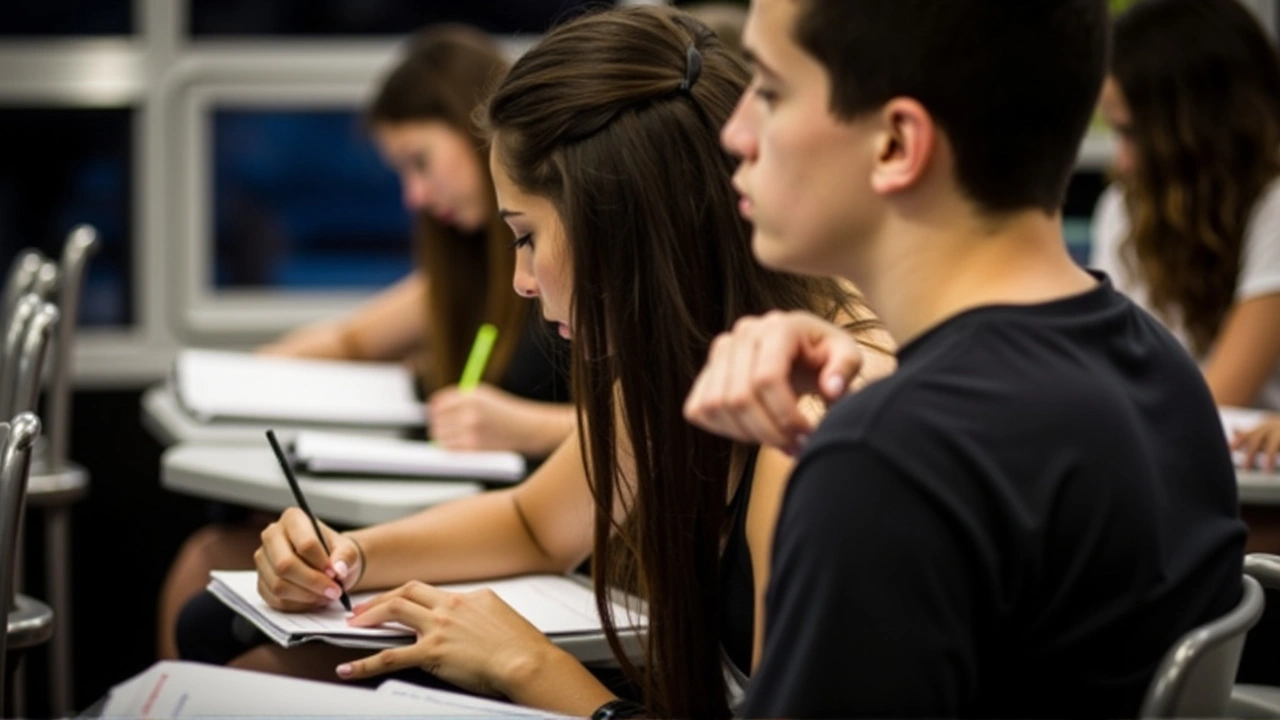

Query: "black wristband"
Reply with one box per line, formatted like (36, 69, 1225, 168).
(590, 699, 645, 720)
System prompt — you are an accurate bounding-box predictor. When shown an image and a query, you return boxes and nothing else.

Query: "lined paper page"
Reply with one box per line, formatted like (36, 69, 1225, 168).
(208, 570, 646, 647)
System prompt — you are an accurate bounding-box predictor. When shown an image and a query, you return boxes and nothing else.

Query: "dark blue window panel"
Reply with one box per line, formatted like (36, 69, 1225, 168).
(191, 0, 615, 36)
(213, 109, 413, 291)
(0, 1, 131, 36)
(0, 108, 133, 327)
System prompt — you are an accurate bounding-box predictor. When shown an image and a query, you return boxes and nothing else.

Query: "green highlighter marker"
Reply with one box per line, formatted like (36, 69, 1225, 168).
(458, 323, 499, 391)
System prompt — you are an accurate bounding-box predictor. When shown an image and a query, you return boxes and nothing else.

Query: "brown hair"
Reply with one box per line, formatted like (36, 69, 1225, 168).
(1112, 0, 1280, 355)
(485, 7, 881, 717)
(367, 25, 527, 390)
(793, 0, 1109, 214)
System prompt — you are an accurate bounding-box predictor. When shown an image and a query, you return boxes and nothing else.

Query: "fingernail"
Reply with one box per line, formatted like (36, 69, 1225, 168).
(333, 560, 350, 579)
(824, 375, 846, 397)
(324, 586, 340, 600)
(336, 663, 353, 678)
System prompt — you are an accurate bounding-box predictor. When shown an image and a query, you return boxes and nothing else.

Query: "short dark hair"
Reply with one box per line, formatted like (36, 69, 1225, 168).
(793, 0, 1110, 214)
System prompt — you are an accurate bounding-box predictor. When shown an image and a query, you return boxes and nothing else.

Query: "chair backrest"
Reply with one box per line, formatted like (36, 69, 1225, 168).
(15, 304, 59, 418)
(0, 413, 41, 708)
(47, 226, 99, 471)
(0, 252, 44, 343)
(28, 261, 57, 303)
(0, 295, 41, 420)
(1245, 552, 1280, 591)
(1140, 573, 1264, 717)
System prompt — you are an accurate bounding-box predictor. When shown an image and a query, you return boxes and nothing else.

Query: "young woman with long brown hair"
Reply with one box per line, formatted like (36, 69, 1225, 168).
(192, 7, 892, 717)
(1091, 0, 1280, 410)
(158, 25, 574, 660)
(265, 24, 574, 452)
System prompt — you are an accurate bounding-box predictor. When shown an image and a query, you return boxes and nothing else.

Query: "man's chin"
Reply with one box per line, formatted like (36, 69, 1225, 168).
(752, 228, 842, 280)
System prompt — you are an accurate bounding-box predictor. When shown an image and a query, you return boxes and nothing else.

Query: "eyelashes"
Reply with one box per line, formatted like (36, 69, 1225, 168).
(510, 233, 534, 250)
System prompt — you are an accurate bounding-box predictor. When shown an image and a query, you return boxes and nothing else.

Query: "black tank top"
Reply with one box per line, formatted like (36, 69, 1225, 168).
(719, 448, 760, 677)
(497, 308, 571, 406)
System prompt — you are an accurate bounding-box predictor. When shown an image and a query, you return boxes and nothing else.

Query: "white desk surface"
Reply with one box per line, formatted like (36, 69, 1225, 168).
(162, 444, 482, 526)
(142, 384, 404, 447)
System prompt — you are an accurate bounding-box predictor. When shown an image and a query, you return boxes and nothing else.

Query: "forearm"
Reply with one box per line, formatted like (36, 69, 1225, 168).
(259, 322, 350, 360)
(347, 489, 575, 592)
(506, 400, 577, 457)
(500, 645, 618, 716)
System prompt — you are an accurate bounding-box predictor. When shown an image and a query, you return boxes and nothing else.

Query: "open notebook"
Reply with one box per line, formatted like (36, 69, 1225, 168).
(102, 660, 567, 718)
(291, 430, 526, 483)
(208, 570, 646, 663)
(173, 349, 425, 428)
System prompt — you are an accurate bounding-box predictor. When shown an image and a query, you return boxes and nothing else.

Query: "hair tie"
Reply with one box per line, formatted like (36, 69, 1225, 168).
(680, 44, 703, 92)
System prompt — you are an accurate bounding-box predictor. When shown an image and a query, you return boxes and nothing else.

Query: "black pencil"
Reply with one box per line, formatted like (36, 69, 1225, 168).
(265, 429, 352, 612)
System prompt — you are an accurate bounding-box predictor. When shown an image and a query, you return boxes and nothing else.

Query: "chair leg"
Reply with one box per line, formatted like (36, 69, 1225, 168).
(9, 650, 24, 719)
(45, 506, 71, 717)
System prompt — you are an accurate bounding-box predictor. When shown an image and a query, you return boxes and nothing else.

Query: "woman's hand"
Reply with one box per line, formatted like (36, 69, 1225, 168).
(254, 508, 363, 612)
(427, 383, 536, 452)
(1232, 416, 1280, 472)
(684, 310, 865, 453)
(337, 580, 561, 698)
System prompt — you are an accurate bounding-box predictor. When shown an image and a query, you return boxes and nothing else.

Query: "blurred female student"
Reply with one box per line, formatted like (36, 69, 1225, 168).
(1091, 0, 1280, 410)
(157, 26, 574, 660)
(176, 7, 893, 717)
(263, 25, 573, 452)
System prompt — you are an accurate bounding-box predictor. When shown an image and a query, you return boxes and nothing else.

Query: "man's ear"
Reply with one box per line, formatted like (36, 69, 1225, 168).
(870, 98, 935, 196)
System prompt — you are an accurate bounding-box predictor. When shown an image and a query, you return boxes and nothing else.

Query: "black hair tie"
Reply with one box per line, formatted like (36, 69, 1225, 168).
(680, 44, 703, 92)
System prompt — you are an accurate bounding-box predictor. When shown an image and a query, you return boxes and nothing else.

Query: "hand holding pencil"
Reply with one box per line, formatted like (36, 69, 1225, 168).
(253, 437, 365, 613)
(425, 323, 529, 452)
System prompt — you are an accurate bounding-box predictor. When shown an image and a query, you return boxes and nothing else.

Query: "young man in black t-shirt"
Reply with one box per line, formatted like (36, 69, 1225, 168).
(684, 0, 1247, 716)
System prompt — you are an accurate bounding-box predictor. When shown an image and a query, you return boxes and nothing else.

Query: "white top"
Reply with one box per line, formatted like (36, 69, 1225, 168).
(1091, 181, 1280, 410)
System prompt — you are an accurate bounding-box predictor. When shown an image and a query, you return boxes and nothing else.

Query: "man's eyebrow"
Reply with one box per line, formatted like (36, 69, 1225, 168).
(741, 46, 782, 80)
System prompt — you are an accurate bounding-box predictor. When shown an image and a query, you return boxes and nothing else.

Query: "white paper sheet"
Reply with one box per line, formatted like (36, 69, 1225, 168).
(175, 349, 425, 427)
(99, 660, 573, 718)
(293, 430, 525, 482)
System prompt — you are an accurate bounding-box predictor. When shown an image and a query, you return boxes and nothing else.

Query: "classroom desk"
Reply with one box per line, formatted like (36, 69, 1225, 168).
(1239, 467, 1280, 505)
(161, 444, 483, 526)
(141, 383, 405, 446)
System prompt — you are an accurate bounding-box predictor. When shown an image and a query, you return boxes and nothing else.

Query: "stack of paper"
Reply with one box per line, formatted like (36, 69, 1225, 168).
(208, 569, 646, 663)
(101, 660, 566, 718)
(174, 349, 425, 428)
(292, 430, 526, 483)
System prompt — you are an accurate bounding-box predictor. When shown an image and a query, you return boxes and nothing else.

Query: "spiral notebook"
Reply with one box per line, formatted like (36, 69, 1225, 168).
(291, 430, 526, 483)
(207, 570, 646, 663)
(174, 349, 425, 428)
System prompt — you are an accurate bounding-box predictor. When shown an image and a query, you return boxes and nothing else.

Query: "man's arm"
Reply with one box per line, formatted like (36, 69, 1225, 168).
(743, 442, 986, 718)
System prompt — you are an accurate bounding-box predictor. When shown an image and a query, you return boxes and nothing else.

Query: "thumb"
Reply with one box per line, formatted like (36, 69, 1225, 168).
(326, 531, 361, 583)
(810, 340, 863, 402)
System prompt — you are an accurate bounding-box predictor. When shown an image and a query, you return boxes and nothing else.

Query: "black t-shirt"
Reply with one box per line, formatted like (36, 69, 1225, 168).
(742, 276, 1246, 718)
